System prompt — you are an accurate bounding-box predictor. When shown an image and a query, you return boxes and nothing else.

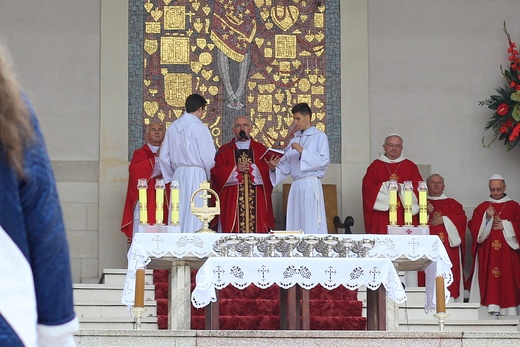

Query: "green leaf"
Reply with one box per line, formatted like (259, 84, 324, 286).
(511, 91, 520, 101)
(513, 104, 520, 121)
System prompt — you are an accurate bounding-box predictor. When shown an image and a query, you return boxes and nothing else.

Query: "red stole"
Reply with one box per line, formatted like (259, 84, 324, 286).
(211, 139, 274, 233)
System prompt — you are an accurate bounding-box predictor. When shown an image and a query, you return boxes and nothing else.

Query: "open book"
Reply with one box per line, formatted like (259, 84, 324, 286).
(259, 147, 284, 161)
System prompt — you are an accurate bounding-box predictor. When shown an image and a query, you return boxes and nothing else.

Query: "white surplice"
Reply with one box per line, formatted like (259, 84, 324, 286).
(270, 126, 330, 233)
(159, 112, 216, 233)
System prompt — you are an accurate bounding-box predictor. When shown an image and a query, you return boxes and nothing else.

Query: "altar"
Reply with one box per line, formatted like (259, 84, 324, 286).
(122, 232, 452, 331)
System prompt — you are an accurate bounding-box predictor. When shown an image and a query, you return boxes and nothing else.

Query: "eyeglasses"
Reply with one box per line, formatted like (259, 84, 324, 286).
(234, 124, 251, 128)
(489, 187, 504, 192)
(384, 143, 402, 148)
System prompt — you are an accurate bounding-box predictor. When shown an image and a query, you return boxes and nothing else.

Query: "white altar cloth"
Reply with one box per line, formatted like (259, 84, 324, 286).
(122, 233, 452, 312)
(191, 257, 407, 308)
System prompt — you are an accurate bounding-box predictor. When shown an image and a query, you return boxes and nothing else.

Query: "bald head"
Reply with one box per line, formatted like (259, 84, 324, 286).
(232, 116, 251, 141)
(146, 120, 165, 146)
(427, 174, 445, 197)
(383, 135, 403, 160)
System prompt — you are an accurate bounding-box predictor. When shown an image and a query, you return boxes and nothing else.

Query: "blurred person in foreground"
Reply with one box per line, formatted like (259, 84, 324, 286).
(0, 43, 78, 346)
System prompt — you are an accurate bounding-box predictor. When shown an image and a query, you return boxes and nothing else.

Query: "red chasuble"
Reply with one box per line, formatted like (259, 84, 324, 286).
(468, 200, 520, 309)
(418, 197, 467, 298)
(362, 158, 423, 234)
(211, 139, 274, 233)
(121, 145, 169, 240)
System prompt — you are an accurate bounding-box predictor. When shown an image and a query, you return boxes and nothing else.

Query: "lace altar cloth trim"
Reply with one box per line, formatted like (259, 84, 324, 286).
(122, 234, 452, 312)
(191, 257, 406, 308)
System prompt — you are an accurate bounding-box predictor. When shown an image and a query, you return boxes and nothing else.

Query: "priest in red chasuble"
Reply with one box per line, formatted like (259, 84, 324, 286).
(211, 116, 274, 233)
(468, 174, 520, 316)
(121, 120, 169, 242)
(362, 134, 423, 234)
(417, 174, 467, 300)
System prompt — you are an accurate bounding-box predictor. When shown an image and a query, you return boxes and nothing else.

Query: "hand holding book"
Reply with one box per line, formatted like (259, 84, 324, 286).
(259, 147, 284, 161)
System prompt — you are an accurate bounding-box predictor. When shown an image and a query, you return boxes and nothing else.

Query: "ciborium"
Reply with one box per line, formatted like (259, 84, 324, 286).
(191, 181, 220, 233)
(297, 235, 319, 257)
(333, 237, 353, 257)
(315, 235, 339, 257)
(275, 235, 299, 257)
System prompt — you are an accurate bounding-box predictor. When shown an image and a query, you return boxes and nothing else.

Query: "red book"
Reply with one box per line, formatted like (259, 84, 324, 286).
(259, 148, 284, 161)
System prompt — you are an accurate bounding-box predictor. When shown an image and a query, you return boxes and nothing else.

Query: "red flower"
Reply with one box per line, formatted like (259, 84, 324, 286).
(497, 103, 509, 116)
(509, 124, 520, 141)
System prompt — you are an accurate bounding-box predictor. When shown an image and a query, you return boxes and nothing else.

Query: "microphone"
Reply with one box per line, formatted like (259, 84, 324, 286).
(239, 130, 248, 141)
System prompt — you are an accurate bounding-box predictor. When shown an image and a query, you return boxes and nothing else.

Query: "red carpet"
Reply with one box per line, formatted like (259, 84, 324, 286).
(153, 269, 367, 330)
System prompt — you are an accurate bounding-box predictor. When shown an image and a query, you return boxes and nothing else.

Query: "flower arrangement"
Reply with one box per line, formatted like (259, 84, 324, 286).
(480, 22, 520, 150)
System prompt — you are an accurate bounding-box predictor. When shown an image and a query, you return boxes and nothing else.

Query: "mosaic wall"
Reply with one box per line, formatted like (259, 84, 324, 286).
(129, 0, 341, 162)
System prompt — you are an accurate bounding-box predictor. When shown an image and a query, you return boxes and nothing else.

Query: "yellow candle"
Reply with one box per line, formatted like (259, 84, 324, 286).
(404, 190, 412, 225)
(155, 188, 164, 224)
(436, 276, 446, 313)
(134, 268, 145, 307)
(419, 190, 428, 225)
(404, 190, 412, 206)
(170, 181, 180, 225)
(389, 190, 397, 225)
(138, 188, 147, 224)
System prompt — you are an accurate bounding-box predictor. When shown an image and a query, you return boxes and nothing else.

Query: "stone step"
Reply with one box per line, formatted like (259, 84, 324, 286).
(101, 268, 154, 287)
(74, 268, 515, 332)
(75, 300, 157, 319)
(78, 317, 158, 330)
(73, 284, 156, 302)
(360, 303, 480, 322)
(397, 303, 480, 321)
(358, 286, 442, 306)
(398, 318, 520, 332)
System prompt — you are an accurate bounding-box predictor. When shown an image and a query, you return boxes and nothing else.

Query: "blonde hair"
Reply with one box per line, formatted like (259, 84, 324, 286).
(0, 42, 34, 178)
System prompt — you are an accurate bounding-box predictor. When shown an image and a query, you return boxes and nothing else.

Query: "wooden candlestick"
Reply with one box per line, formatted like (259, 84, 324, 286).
(435, 276, 446, 313)
(134, 268, 145, 307)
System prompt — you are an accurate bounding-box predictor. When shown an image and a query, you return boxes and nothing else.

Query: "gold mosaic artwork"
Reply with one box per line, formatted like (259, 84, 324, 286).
(142, 0, 328, 148)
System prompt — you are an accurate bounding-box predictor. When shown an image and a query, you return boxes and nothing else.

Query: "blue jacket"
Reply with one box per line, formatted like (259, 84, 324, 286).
(0, 106, 76, 331)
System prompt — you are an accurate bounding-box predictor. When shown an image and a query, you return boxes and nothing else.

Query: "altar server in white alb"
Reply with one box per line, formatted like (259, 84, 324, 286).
(159, 93, 216, 233)
(266, 103, 330, 233)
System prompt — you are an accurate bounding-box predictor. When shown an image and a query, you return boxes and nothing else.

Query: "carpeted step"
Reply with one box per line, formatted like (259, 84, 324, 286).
(154, 269, 367, 330)
(218, 298, 280, 316)
(311, 316, 367, 330)
(308, 285, 358, 301)
(191, 315, 367, 330)
(309, 299, 362, 317)
(218, 315, 280, 330)
(217, 284, 280, 299)
(153, 269, 169, 283)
